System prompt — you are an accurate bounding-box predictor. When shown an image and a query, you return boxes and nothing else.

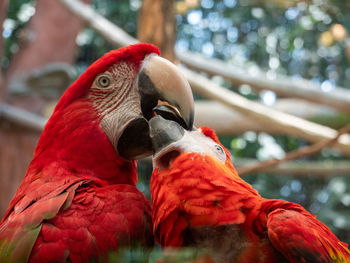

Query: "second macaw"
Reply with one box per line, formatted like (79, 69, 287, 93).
(149, 116, 350, 263)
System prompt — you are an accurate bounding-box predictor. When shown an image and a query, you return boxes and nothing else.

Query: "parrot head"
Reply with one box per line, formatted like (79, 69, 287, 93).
(38, 43, 194, 163)
(149, 115, 237, 174)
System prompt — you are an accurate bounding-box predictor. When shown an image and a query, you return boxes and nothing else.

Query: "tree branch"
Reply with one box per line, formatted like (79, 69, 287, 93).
(176, 51, 350, 114)
(234, 159, 350, 176)
(0, 103, 46, 132)
(238, 124, 350, 175)
(195, 100, 350, 134)
(59, 0, 138, 47)
(182, 67, 350, 156)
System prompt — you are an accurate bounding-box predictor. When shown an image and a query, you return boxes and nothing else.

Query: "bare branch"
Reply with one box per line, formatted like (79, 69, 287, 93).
(195, 100, 349, 134)
(176, 51, 350, 114)
(234, 159, 350, 177)
(182, 67, 350, 156)
(0, 103, 46, 132)
(59, 0, 138, 47)
(238, 124, 350, 175)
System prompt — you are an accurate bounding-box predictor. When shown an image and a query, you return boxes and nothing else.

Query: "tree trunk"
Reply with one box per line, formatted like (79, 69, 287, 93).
(137, 0, 176, 62)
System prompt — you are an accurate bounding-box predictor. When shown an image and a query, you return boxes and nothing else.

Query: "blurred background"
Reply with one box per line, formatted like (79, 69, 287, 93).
(1, 0, 350, 244)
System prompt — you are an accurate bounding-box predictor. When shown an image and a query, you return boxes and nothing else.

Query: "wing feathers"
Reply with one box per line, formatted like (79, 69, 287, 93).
(267, 208, 350, 263)
(0, 179, 83, 263)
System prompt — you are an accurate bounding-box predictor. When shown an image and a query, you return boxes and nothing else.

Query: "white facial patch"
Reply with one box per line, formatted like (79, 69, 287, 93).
(87, 62, 142, 147)
(88, 62, 138, 116)
(153, 129, 227, 170)
(179, 130, 227, 163)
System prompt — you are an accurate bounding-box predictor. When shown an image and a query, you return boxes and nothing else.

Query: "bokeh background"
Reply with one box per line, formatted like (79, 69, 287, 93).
(1, 0, 350, 244)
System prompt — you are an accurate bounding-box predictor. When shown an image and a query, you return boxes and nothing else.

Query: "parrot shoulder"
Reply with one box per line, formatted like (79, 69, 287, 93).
(29, 183, 153, 263)
(265, 202, 350, 263)
(0, 170, 88, 263)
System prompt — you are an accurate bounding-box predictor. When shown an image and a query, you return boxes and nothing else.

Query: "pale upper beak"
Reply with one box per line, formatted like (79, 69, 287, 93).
(138, 55, 194, 130)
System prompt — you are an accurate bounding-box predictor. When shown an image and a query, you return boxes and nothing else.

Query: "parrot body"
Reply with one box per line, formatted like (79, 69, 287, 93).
(149, 117, 350, 263)
(0, 44, 194, 262)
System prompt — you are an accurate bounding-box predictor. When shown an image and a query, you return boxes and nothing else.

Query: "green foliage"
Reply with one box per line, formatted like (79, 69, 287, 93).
(177, 0, 350, 87)
(75, 0, 139, 71)
(2, 0, 34, 69)
(310, 112, 350, 129)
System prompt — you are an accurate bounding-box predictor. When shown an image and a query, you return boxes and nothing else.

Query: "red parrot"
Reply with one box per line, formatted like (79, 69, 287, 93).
(0, 43, 194, 262)
(149, 116, 350, 263)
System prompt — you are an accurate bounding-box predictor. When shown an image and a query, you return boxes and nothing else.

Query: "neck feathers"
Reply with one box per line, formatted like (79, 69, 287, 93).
(29, 100, 137, 185)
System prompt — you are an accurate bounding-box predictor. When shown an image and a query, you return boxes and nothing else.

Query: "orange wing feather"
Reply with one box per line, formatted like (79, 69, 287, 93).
(267, 207, 350, 263)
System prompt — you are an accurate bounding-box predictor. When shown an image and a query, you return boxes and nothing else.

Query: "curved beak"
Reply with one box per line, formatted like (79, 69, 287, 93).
(138, 55, 194, 130)
(116, 54, 194, 161)
(149, 115, 185, 154)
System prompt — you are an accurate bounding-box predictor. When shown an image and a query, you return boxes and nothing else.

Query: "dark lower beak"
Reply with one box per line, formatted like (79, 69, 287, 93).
(117, 117, 153, 160)
(149, 115, 185, 154)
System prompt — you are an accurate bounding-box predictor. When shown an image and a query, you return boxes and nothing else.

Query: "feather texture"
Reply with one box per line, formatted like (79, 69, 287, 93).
(151, 127, 350, 263)
(0, 43, 158, 262)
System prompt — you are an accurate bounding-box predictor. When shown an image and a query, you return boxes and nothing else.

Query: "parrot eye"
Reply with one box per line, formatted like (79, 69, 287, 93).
(96, 74, 112, 88)
(215, 145, 224, 154)
(212, 143, 226, 163)
(214, 144, 226, 163)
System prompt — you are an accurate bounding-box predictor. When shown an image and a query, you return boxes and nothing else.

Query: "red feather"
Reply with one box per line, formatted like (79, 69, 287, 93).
(151, 127, 350, 263)
(0, 43, 157, 262)
(56, 43, 159, 110)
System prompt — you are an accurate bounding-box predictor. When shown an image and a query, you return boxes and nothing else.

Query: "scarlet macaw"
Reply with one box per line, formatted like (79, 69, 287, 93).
(149, 116, 350, 263)
(0, 44, 194, 262)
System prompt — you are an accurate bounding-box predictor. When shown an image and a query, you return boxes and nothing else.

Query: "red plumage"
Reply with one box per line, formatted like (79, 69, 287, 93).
(151, 126, 350, 263)
(57, 43, 159, 110)
(0, 43, 159, 262)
